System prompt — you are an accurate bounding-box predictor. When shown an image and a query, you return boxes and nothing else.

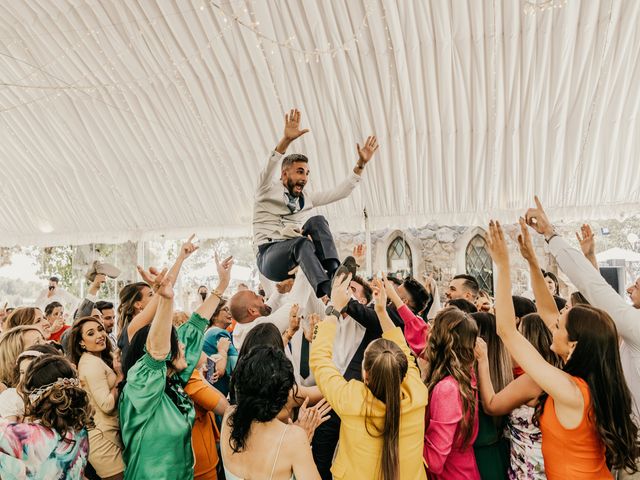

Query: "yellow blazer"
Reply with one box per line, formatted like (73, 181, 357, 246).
(310, 322, 428, 480)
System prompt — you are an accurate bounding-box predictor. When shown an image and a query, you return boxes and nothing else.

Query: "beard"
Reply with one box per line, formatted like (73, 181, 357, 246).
(259, 304, 272, 317)
(286, 178, 305, 197)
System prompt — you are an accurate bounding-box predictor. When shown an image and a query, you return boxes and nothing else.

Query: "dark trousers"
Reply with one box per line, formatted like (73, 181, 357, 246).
(257, 215, 340, 298)
(311, 409, 341, 480)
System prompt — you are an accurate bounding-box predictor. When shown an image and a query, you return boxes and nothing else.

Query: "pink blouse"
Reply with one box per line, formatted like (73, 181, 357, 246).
(397, 304, 428, 357)
(424, 375, 480, 480)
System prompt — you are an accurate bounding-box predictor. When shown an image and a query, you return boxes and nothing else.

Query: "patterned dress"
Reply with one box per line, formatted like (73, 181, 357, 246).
(0, 420, 89, 479)
(508, 405, 546, 479)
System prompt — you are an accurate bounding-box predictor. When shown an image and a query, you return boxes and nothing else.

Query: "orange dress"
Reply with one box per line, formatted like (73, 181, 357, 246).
(184, 369, 223, 480)
(540, 376, 611, 479)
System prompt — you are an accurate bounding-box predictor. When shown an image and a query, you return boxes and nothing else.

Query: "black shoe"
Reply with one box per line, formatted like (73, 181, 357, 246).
(332, 256, 358, 285)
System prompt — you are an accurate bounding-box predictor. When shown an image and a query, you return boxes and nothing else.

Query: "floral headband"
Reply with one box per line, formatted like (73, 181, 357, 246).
(27, 377, 80, 404)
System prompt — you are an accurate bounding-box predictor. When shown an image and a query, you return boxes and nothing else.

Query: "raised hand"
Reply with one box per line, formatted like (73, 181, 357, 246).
(137, 265, 161, 287)
(576, 224, 595, 257)
(283, 109, 309, 141)
(356, 136, 379, 166)
(352, 244, 366, 267)
(371, 277, 389, 312)
(517, 217, 538, 264)
(291, 397, 332, 442)
(155, 268, 174, 299)
(287, 304, 301, 334)
(330, 273, 352, 312)
(524, 196, 555, 237)
(485, 221, 510, 267)
(215, 253, 234, 291)
(475, 337, 488, 361)
(303, 313, 321, 343)
(178, 234, 199, 260)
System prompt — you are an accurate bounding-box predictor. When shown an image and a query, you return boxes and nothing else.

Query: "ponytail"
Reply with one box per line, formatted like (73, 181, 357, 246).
(363, 339, 408, 480)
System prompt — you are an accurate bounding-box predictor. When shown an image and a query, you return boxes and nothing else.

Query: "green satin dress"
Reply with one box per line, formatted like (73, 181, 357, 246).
(119, 313, 208, 480)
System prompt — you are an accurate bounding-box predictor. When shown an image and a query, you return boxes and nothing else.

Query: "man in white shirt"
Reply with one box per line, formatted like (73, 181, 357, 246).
(525, 197, 640, 420)
(253, 108, 378, 298)
(34, 276, 79, 313)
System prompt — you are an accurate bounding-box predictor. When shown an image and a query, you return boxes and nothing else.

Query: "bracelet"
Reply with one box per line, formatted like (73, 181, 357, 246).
(545, 232, 559, 244)
(211, 290, 223, 300)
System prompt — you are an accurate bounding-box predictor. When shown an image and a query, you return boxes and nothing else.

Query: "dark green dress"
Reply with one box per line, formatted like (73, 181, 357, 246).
(119, 313, 208, 480)
(473, 406, 510, 480)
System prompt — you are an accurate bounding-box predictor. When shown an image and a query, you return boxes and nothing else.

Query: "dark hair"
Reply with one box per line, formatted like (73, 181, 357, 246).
(535, 305, 640, 472)
(363, 338, 408, 480)
(14, 344, 61, 387)
(67, 317, 114, 369)
(542, 271, 560, 295)
(117, 282, 150, 336)
(238, 323, 284, 358)
(210, 298, 228, 327)
(553, 295, 567, 311)
(425, 307, 478, 447)
(519, 314, 561, 367)
(402, 276, 429, 314)
(352, 275, 373, 304)
(512, 296, 536, 319)
(228, 346, 295, 452)
(453, 274, 480, 298)
(44, 302, 63, 316)
(49, 276, 59, 283)
(447, 298, 478, 314)
(386, 276, 403, 287)
(570, 291, 590, 307)
(95, 301, 114, 312)
(281, 153, 309, 170)
(21, 356, 94, 437)
(472, 312, 513, 392)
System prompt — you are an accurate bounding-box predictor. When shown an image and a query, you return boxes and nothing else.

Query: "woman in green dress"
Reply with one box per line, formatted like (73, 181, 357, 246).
(118, 256, 233, 480)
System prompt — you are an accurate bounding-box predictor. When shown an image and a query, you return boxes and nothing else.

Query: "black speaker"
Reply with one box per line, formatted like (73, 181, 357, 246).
(599, 266, 625, 296)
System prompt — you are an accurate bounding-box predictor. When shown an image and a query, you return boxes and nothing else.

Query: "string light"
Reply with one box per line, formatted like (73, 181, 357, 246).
(523, 0, 568, 15)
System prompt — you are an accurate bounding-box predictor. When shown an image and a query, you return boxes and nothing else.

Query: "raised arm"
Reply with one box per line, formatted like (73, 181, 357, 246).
(256, 109, 309, 196)
(74, 274, 106, 320)
(486, 221, 583, 420)
(576, 224, 598, 269)
(195, 254, 233, 320)
(526, 197, 640, 349)
(128, 235, 198, 341)
(516, 217, 559, 330)
(382, 274, 428, 356)
(145, 270, 174, 361)
(475, 338, 542, 416)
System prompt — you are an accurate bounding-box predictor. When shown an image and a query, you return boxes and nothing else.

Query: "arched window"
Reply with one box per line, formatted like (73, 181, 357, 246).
(387, 236, 412, 276)
(466, 234, 494, 295)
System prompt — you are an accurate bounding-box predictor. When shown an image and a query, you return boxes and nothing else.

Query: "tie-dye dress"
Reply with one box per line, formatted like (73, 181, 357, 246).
(0, 420, 88, 479)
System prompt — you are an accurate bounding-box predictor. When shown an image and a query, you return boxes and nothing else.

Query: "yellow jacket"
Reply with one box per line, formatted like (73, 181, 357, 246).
(310, 322, 428, 480)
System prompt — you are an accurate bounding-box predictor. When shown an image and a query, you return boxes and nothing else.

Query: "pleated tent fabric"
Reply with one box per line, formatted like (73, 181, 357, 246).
(0, 0, 639, 247)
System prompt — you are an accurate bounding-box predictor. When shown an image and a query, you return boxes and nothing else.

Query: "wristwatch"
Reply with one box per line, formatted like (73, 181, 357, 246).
(325, 305, 341, 320)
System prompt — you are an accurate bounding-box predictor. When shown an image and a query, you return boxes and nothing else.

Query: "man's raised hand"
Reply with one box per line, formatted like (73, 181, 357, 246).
(356, 136, 379, 167)
(283, 109, 309, 141)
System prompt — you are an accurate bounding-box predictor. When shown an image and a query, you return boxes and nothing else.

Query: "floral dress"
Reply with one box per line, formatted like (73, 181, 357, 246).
(508, 404, 546, 479)
(0, 420, 89, 479)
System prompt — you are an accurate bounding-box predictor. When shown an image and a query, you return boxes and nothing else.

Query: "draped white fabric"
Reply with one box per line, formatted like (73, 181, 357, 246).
(1, 0, 639, 247)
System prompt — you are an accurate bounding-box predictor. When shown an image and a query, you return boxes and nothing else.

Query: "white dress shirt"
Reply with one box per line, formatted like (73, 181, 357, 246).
(549, 235, 640, 416)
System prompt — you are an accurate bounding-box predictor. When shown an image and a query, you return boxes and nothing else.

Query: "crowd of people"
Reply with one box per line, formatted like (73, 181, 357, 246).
(1, 110, 640, 480)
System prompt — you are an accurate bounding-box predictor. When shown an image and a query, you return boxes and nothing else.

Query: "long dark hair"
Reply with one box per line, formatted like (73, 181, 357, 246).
(228, 345, 294, 452)
(425, 307, 478, 447)
(67, 316, 114, 369)
(362, 338, 408, 480)
(535, 305, 639, 472)
(519, 313, 561, 367)
(117, 282, 149, 335)
(472, 312, 513, 392)
(21, 355, 94, 437)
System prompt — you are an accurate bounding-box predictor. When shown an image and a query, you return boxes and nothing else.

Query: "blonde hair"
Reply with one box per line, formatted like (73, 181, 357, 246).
(0, 326, 44, 387)
(5, 307, 40, 329)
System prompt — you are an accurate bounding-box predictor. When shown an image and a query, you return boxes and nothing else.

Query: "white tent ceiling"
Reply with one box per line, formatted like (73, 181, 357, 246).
(1, 0, 639, 247)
